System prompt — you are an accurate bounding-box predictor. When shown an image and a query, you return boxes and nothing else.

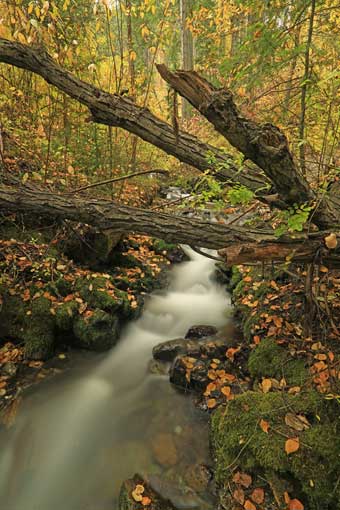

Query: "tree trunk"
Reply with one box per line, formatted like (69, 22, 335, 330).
(0, 38, 267, 194)
(180, 0, 194, 120)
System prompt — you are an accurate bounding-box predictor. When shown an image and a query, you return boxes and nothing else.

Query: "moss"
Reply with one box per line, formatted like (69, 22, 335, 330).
(55, 301, 78, 331)
(0, 295, 27, 341)
(248, 338, 309, 386)
(75, 277, 124, 313)
(211, 391, 340, 509)
(23, 297, 55, 359)
(227, 266, 243, 292)
(153, 239, 177, 253)
(73, 309, 120, 351)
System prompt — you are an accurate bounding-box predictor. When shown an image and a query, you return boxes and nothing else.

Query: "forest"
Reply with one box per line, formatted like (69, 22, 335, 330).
(0, 1, 339, 510)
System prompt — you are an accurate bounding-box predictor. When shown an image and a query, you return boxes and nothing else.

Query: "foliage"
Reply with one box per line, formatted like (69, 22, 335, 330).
(274, 203, 312, 237)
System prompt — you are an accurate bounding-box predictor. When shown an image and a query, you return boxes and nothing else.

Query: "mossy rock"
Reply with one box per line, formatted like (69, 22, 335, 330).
(55, 301, 79, 331)
(211, 390, 340, 509)
(0, 295, 55, 359)
(0, 295, 27, 341)
(23, 297, 56, 359)
(248, 338, 309, 386)
(73, 309, 120, 351)
(75, 277, 125, 314)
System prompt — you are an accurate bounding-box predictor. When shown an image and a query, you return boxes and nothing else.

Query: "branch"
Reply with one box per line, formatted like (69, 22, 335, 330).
(0, 38, 269, 194)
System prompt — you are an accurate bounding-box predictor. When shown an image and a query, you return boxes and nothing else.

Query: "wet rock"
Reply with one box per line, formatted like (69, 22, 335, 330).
(151, 433, 178, 467)
(185, 325, 218, 339)
(170, 356, 208, 392)
(183, 464, 212, 493)
(153, 338, 199, 362)
(119, 474, 177, 510)
(147, 474, 213, 509)
(148, 359, 170, 375)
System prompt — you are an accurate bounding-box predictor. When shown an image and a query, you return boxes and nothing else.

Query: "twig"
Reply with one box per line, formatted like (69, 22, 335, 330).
(189, 246, 223, 261)
(70, 169, 169, 194)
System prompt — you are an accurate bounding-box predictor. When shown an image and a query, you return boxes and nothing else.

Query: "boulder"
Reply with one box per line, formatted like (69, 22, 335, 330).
(170, 356, 209, 392)
(185, 325, 218, 339)
(73, 309, 120, 351)
(152, 338, 199, 362)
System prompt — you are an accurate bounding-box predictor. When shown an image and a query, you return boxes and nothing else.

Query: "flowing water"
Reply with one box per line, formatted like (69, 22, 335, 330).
(0, 247, 231, 510)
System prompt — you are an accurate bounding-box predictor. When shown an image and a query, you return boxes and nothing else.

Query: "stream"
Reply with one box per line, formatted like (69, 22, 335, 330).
(0, 247, 232, 510)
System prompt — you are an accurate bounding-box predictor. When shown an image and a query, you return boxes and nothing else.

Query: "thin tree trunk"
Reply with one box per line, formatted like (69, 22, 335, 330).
(126, 0, 138, 170)
(180, 0, 194, 121)
(299, 0, 316, 176)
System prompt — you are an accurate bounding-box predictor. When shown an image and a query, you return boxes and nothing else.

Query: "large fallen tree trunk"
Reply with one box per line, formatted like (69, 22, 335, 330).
(0, 38, 268, 194)
(156, 65, 340, 230)
(0, 184, 339, 265)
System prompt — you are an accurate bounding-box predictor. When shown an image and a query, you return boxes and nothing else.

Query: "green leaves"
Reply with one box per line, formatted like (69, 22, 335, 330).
(227, 185, 254, 205)
(274, 203, 312, 237)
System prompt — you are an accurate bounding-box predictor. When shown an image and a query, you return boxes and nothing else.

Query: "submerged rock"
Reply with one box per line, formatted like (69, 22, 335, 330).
(151, 432, 178, 467)
(185, 325, 218, 339)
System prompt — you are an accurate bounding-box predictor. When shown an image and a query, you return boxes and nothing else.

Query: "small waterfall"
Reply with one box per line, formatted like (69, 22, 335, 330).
(0, 247, 231, 510)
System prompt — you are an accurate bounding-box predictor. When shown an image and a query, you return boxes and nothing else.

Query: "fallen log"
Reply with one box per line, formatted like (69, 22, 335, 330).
(0, 38, 268, 194)
(0, 183, 339, 266)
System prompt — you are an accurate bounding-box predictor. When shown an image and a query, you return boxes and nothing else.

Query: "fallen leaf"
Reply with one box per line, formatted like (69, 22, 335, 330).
(261, 378, 272, 393)
(285, 413, 310, 431)
(207, 398, 217, 409)
(285, 437, 300, 454)
(221, 386, 231, 398)
(250, 487, 264, 504)
(233, 488, 245, 505)
(244, 499, 257, 510)
(233, 471, 252, 488)
(141, 496, 152, 506)
(259, 419, 270, 433)
(325, 233, 337, 250)
(289, 498, 304, 510)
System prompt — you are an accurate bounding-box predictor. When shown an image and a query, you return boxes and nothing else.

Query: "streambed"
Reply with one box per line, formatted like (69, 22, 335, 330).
(0, 247, 232, 510)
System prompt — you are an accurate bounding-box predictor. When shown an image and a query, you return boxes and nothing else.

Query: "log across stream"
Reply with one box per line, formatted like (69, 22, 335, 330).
(0, 247, 232, 510)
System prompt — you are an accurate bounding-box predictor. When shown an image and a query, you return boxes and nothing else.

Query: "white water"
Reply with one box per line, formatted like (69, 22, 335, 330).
(0, 247, 231, 510)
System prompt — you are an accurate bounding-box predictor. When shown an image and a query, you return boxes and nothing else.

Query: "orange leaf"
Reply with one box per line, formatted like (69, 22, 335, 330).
(233, 488, 245, 505)
(244, 499, 257, 510)
(251, 488, 264, 504)
(289, 498, 304, 510)
(233, 471, 252, 488)
(285, 437, 300, 454)
(261, 378, 272, 393)
(259, 419, 270, 433)
(141, 496, 152, 506)
(226, 347, 240, 361)
(207, 398, 217, 409)
(221, 386, 231, 397)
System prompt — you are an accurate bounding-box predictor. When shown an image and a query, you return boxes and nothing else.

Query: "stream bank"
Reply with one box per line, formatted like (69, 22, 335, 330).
(151, 263, 340, 510)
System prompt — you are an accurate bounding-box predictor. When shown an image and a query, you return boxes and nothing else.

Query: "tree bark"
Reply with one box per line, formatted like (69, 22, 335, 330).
(0, 38, 268, 194)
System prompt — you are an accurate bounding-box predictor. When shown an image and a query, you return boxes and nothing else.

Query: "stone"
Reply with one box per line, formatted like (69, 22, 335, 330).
(151, 433, 178, 467)
(152, 338, 199, 362)
(185, 325, 218, 339)
(170, 356, 208, 392)
(73, 309, 120, 351)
